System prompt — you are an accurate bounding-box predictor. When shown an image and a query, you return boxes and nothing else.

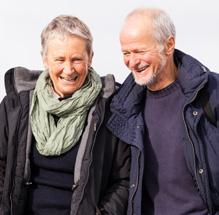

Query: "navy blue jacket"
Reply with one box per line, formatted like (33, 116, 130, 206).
(107, 49, 219, 215)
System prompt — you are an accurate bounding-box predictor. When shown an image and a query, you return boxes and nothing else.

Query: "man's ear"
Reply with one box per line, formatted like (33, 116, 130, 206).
(164, 36, 175, 56)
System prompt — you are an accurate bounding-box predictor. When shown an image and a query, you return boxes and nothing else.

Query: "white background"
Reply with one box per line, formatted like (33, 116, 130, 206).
(0, 0, 219, 100)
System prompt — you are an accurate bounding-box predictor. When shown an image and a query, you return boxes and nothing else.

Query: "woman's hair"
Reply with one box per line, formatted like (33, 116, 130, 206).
(41, 15, 93, 58)
(126, 8, 176, 45)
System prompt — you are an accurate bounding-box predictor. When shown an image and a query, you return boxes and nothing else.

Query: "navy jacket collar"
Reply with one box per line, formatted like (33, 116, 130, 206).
(107, 49, 209, 146)
(107, 74, 146, 147)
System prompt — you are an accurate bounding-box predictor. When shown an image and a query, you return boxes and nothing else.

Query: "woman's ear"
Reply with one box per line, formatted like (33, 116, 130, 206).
(42, 55, 49, 70)
(89, 51, 94, 67)
(164, 36, 175, 56)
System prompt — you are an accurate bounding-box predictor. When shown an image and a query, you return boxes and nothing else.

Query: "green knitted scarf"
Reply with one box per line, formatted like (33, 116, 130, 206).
(30, 68, 102, 156)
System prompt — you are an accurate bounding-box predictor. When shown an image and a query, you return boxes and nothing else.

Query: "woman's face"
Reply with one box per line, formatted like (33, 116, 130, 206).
(43, 35, 92, 97)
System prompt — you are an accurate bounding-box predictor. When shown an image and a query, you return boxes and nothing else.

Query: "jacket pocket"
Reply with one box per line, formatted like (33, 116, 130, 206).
(0, 160, 6, 197)
(199, 118, 219, 206)
(11, 176, 28, 215)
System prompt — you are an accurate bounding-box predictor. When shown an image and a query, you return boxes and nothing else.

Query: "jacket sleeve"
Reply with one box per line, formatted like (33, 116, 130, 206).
(98, 139, 130, 215)
(0, 97, 8, 200)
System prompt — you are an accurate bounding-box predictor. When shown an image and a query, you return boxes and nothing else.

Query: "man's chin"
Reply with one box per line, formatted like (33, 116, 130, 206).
(133, 74, 154, 86)
(134, 78, 148, 86)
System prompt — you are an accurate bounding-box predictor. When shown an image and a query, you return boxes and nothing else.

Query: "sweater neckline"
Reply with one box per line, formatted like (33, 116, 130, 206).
(147, 81, 180, 98)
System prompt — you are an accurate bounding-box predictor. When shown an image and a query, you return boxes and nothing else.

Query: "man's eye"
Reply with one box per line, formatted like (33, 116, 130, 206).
(55, 59, 64, 62)
(123, 53, 130, 56)
(136, 50, 146, 54)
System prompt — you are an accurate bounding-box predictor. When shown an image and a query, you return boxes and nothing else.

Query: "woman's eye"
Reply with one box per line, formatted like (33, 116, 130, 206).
(72, 59, 83, 64)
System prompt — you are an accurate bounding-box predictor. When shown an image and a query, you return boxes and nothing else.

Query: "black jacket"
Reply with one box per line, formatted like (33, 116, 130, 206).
(107, 49, 219, 214)
(0, 67, 130, 215)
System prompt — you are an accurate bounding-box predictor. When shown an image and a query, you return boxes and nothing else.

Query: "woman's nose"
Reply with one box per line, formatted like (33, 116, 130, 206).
(63, 62, 74, 75)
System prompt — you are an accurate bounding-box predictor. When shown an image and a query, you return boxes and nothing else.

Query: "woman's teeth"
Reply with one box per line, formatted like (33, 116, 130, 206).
(60, 74, 78, 81)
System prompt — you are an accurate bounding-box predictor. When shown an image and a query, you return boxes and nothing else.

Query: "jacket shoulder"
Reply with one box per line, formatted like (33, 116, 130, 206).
(100, 74, 118, 99)
(4, 67, 42, 95)
(201, 71, 219, 127)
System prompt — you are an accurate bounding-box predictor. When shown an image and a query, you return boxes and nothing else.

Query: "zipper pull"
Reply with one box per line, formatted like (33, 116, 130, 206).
(94, 122, 97, 131)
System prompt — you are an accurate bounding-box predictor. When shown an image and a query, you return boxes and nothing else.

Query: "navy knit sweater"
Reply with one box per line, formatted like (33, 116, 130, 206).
(142, 81, 208, 215)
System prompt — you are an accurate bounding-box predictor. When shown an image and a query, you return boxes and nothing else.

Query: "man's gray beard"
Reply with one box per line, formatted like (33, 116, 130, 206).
(133, 72, 156, 86)
(133, 55, 167, 87)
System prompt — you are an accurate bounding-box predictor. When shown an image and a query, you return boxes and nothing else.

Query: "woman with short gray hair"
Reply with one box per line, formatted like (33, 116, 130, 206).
(0, 15, 130, 215)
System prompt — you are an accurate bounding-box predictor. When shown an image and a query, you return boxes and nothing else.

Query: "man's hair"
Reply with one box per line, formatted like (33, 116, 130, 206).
(126, 8, 176, 45)
(41, 15, 93, 58)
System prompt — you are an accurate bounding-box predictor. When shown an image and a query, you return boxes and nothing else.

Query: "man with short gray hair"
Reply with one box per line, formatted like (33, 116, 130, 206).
(107, 7, 219, 215)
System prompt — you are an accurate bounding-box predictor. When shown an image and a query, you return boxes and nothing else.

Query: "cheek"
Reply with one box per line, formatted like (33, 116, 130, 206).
(123, 57, 130, 67)
(49, 70, 60, 81)
(77, 64, 89, 75)
(75, 68, 88, 84)
(51, 63, 64, 73)
(142, 54, 152, 62)
(82, 70, 89, 80)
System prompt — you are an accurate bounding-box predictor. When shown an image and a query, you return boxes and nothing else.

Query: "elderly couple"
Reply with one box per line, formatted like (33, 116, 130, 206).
(1, 6, 219, 215)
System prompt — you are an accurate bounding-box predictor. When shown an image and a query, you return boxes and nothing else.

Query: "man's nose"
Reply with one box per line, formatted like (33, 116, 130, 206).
(129, 53, 140, 69)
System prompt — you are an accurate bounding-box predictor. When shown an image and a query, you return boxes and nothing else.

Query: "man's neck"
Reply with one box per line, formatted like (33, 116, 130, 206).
(148, 58, 177, 91)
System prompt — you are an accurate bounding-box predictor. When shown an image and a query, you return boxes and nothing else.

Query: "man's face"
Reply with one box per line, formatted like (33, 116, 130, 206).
(43, 35, 92, 97)
(120, 19, 167, 88)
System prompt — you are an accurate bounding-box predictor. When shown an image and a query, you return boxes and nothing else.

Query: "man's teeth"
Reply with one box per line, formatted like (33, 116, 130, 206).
(137, 65, 149, 72)
(136, 65, 148, 72)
